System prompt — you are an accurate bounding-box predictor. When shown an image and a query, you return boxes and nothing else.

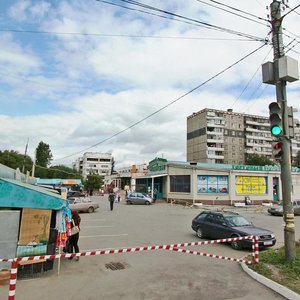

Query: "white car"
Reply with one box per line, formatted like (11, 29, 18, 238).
(68, 197, 99, 213)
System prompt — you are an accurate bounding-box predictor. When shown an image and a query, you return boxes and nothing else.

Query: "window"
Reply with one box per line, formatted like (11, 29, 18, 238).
(170, 175, 190, 193)
(197, 175, 228, 194)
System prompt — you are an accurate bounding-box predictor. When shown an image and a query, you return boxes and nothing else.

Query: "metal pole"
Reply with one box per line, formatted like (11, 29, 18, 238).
(270, 0, 295, 261)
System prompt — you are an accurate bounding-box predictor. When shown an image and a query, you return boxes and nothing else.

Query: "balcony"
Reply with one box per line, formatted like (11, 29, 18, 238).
(207, 138, 224, 143)
(245, 134, 272, 141)
(245, 119, 269, 126)
(207, 122, 225, 128)
(207, 146, 224, 151)
(245, 127, 269, 133)
(207, 153, 225, 159)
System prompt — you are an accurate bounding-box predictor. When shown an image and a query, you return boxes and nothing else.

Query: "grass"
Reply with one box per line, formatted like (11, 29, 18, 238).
(249, 242, 300, 294)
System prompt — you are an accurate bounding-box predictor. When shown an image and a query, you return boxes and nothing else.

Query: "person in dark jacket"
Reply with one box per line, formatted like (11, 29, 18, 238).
(108, 190, 115, 211)
(68, 211, 81, 261)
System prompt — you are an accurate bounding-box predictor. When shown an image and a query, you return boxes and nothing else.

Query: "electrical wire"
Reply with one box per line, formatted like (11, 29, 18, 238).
(282, 3, 300, 18)
(195, 0, 269, 25)
(231, 46, 273, 109)
(0, 28, 256, 41)
(53, 43, 266, 162)
(96, 0, 267, 42)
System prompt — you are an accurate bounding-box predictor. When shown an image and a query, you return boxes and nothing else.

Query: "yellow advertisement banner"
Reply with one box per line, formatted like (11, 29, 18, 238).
(235, 176, 267, 195)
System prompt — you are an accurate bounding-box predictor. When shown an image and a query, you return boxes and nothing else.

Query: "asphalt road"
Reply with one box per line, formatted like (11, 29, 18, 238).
(1, 196, 299, 300)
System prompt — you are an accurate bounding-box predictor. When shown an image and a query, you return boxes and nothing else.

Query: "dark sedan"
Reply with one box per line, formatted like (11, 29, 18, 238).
(191, 210, 276, 250)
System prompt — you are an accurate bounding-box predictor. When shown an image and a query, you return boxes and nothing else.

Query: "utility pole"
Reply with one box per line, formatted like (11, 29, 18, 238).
(22, 138, 29, 174)
(270, 0, 296, 261)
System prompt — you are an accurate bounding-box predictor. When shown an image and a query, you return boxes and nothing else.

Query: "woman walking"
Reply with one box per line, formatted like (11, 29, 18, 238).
(68, 211, 81, 261)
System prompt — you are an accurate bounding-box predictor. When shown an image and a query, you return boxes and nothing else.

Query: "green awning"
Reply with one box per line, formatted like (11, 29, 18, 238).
(0, 178, 67, 210)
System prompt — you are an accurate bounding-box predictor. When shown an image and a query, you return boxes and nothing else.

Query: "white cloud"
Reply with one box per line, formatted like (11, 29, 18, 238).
(1, 0, 300, 170)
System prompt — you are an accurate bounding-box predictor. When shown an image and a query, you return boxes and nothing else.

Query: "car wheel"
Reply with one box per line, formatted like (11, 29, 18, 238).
(88, 206, 94, 213)
(145, 201, 150, 205)
(230, 235, 242, 250)
(127, 200, 132, 205)
(196, 227, 204, 238)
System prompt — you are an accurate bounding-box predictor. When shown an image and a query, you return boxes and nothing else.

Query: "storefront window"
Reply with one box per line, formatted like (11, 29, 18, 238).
(197, 175, 228, 194)
(170, 175, 190, 193)
(235, 176, 267, 195)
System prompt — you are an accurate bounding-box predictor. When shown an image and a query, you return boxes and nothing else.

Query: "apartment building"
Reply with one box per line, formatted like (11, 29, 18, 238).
(73, 152, 113, 179)
(187, 108, 300, 165)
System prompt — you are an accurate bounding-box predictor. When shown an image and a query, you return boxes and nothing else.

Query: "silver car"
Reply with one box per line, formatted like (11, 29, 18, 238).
(267, 200, 300, 216)
(126, 193, 153, 205)
(68, 197, 99, 213)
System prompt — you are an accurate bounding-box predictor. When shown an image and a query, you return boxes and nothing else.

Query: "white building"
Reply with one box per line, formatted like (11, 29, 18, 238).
(73, 152, 114, 179)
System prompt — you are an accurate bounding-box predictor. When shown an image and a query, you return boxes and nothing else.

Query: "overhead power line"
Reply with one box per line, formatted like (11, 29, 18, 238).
(96, 0, 267, 42)
(195, 0, 269, 26)
(53, 43, 266, 162)
(0, 29, 255, 41)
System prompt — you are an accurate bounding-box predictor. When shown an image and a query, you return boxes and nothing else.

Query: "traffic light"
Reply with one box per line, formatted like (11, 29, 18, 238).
(273, 141, 283, 160)
(269, 102, 283, 137)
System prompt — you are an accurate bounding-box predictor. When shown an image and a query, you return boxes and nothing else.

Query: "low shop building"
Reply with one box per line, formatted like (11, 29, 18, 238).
(0, 165, 68, 279)
(136, 158, 300, 205)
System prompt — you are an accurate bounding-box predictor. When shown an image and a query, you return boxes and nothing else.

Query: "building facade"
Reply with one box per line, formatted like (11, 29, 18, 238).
(73, 152, 113, 179)
(187, 108, 300, 165)
(135, 158, 300, 205)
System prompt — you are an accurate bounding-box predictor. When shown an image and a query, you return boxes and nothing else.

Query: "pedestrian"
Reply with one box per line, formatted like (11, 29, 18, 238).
(153, 188, 158, 202)
(108, 190, 116, 211)
(117, 192, 121, 202)
(68, 211, 81, 261)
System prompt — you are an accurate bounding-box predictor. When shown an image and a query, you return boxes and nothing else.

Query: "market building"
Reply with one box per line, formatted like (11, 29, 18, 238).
(0, 164, 70, 279)
(135, 157, 300, 205)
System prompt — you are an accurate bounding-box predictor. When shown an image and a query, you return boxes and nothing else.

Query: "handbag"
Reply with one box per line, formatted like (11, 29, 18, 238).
(71, 219, 80, 235)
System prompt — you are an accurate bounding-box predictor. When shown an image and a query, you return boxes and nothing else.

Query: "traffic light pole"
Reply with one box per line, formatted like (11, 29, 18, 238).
(270, 0, 295, 261)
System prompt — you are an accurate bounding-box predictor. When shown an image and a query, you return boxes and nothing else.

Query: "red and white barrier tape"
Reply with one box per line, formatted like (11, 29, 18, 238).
(4, 235, 259, 300)
(0, 235, 255, 263)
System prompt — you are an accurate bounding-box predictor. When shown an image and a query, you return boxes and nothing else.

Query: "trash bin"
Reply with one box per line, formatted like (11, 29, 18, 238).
(245, 196, 251, 205)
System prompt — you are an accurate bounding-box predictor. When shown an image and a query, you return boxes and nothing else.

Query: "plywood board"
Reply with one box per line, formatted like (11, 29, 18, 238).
(19, 209, 51, 245)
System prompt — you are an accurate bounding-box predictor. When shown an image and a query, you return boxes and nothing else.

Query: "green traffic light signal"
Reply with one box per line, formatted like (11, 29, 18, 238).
(269, 102, 283, 137)
(271, 125, 283, 136)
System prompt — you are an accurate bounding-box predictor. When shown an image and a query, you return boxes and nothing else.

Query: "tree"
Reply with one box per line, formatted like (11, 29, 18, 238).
(47, 165, 82, 179)
(0, 150, 33, 173)
(84, 175, 103, 195)
(35, 141, 53, 168)
(245, 153, 274, 166)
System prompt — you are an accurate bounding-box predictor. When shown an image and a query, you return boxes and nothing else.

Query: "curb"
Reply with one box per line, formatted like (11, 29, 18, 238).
(241, 263, 300, 300)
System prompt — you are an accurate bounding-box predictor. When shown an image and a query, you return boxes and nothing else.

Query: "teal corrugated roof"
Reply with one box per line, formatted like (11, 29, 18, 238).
(0, 178, 66, 210)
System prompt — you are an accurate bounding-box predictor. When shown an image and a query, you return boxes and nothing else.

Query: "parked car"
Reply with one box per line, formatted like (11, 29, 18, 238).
(68, 197, 99, 213)
(267, 200, 300, 216)
(191, 210, 276, 250)
(67, 190, 85, 199)
(126, 193, 153, 205)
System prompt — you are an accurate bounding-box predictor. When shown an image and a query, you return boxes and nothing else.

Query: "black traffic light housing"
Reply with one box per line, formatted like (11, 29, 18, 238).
(273, 141, 283, 160)
(269, 102, 283, 137)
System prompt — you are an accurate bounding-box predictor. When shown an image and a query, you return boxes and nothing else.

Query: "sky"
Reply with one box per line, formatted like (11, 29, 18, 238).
(0, 0, 299, 170)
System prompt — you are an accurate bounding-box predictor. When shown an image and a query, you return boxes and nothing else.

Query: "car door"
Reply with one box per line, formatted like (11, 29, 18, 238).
(136, 193, 144, 204)
(74, 198, 84, 211)
(129, 193, 137, 204)
(204, 214, 230, 239)
(202, 213, 219, 238)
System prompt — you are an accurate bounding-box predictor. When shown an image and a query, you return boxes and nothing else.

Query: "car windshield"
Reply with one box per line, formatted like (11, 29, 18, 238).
(225, 215, 252, 227)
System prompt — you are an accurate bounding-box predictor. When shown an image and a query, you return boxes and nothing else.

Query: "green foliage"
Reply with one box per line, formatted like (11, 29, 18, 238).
(84, 175, 103, 193)
(0, 150, 33, 173)
(250, 242, 300, 294)
(35, 141, 53, 168)
(245, 153, 274, 166)
(47, 165, 82, 179)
